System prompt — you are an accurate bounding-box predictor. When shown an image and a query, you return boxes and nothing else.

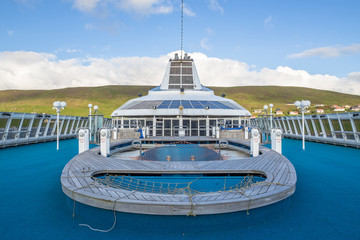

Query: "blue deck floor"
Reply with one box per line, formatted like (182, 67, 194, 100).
(0, 139, 359, 240)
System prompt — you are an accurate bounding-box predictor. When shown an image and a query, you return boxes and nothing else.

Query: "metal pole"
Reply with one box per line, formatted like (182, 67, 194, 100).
(302, 109, 305, 150)
(57, 111, 60, 150)
(139, 140, 142, 157)
(89, 108, 92, 141)
(270, 107, 273, 129)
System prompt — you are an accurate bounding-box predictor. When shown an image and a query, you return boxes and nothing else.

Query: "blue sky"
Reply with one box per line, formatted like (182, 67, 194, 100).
(1, 0, 360, 94)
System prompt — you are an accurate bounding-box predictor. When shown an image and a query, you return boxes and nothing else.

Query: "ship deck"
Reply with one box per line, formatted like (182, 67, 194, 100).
(61, 137, 296, 215)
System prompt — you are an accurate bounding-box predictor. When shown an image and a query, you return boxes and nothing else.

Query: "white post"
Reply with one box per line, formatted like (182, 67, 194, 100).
(88, 104, 92, 141)
(100, 128, 110, 157)
(295, 100, 310, 150)
(269, 103, 273, 129)
(53, 101, 66, 150)
(179, 115, 185, 137)
(251, 128, 260, 157)
(271, 129, 282, 154)
(56, 111, 60, 150)
(78, 129, 89, 154)
(113, 127, 117, 140)
(153, 116, 156, 136)
(245, 127, 249, 139)
(206, 116, 209, 136)
(302, 110, 305, 150)
(145, 127, 150, 138)
(216, 126, 220, 138)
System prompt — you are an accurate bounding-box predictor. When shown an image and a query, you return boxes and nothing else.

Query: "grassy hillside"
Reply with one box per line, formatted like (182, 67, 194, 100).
(0, 85, 359, 117)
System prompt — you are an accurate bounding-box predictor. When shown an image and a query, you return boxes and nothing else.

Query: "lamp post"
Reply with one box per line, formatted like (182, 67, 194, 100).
(88, 104, 92, 141)
(93, 105, 98, 141)
(53, 101, 66, 150)
(269, 103, 273, 129)
(263, 105, 268, 141)
(295, 100, 311, 150)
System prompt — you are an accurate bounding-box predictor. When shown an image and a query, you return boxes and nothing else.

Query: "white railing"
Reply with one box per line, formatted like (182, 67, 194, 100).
(0, 111, 113, 148)
(251, 112, 360, 148)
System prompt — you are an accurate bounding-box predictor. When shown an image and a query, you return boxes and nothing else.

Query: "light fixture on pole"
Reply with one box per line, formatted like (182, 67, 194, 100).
(93, 105, 99, 140)
(263, 105, 269, 142)
(88, 104, 92, 141)
(53, 101, 66, 150)
(295, 100, 311, 150)
(269, 103, 274, 129)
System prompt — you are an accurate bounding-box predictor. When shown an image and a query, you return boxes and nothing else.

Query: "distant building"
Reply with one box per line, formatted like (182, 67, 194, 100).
(350, 107, 360, 111)
(344, 105, 351, 109)
(333, 107, 345, 112)
(289, 111, 298, 115)
(316, 109, 325, 114)
(305, 110, 311, 113)
(252, 109, 263, 114)
(275, 109, 283, 115)
(286, 103, 295, 106)
(315, 104, 325, 107)
(331, 105, 339, 108)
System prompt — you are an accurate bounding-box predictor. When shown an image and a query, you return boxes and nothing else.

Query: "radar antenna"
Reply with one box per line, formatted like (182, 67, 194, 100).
(180, 0, 184, 60)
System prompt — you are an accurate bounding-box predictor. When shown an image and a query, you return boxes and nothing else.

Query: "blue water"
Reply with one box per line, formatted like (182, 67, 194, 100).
(0, 139, 359, 239)
(140, 144, 221, 161)
(93, 174, 265, 193)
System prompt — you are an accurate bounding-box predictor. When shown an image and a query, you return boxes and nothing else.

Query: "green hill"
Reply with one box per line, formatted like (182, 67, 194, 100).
(0, 85, 359, 117)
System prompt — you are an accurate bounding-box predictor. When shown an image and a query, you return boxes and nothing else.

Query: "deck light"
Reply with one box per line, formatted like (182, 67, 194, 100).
(88, 104, 93, 141)
(295, 100, 311, 150)
(53, 101, 66, 150)
(269, 103, 274, 128)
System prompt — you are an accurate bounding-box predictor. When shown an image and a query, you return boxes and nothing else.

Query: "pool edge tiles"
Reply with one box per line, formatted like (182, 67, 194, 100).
(61, 137, 296, 215)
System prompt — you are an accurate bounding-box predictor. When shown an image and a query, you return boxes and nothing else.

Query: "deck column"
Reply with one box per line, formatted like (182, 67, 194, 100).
(153, 116, 156, 136)
(206, 116, 209, 136)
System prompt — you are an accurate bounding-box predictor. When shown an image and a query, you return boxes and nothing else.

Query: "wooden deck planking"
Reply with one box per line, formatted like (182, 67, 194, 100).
(61, 138, 296, 215)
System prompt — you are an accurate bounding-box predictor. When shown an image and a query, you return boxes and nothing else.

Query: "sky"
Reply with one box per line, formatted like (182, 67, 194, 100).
(1, 0, 360, 95)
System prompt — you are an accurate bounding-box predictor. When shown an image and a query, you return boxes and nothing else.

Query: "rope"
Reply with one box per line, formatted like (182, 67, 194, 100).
(79, 210, 117, 233)
(79, 197, 118, 232)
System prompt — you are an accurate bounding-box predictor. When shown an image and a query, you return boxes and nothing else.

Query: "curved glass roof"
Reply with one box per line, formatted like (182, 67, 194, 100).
(126, 100, 244, 110)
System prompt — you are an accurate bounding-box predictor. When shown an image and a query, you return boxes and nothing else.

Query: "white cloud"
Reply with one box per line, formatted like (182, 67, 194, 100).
(264, 15, 273, 29)
(288, 44, 360, 59)
(0, 50, 359, 95)
(183, 3, 195, 16)
(200, 38, 211, 50)
(207, 0, 224, 14)
(7, 30, 15, 36)
(116, 0, 173, 15)
(55, 48, 82, 54)
(71, 0, 173, 15)
(206, 27, 214, 36)
(71, 0, 101, 12)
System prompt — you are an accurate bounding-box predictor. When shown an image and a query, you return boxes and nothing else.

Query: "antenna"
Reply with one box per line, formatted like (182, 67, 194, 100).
(180, 0, 183, 60)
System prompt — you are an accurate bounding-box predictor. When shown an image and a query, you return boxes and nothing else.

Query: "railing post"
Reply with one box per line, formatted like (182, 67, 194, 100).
(271, 129, 282, 154)
(245, 126, 249, 139)
(78, 129, 89, 154)
(100, 128, 110, 157)
(251, 128, 260, 157)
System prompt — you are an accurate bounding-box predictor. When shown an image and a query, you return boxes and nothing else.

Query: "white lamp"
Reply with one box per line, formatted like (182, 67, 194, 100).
(295, 100, 311, 150)
(269, 103, 274, 129)
(53, 101, 66, 150)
